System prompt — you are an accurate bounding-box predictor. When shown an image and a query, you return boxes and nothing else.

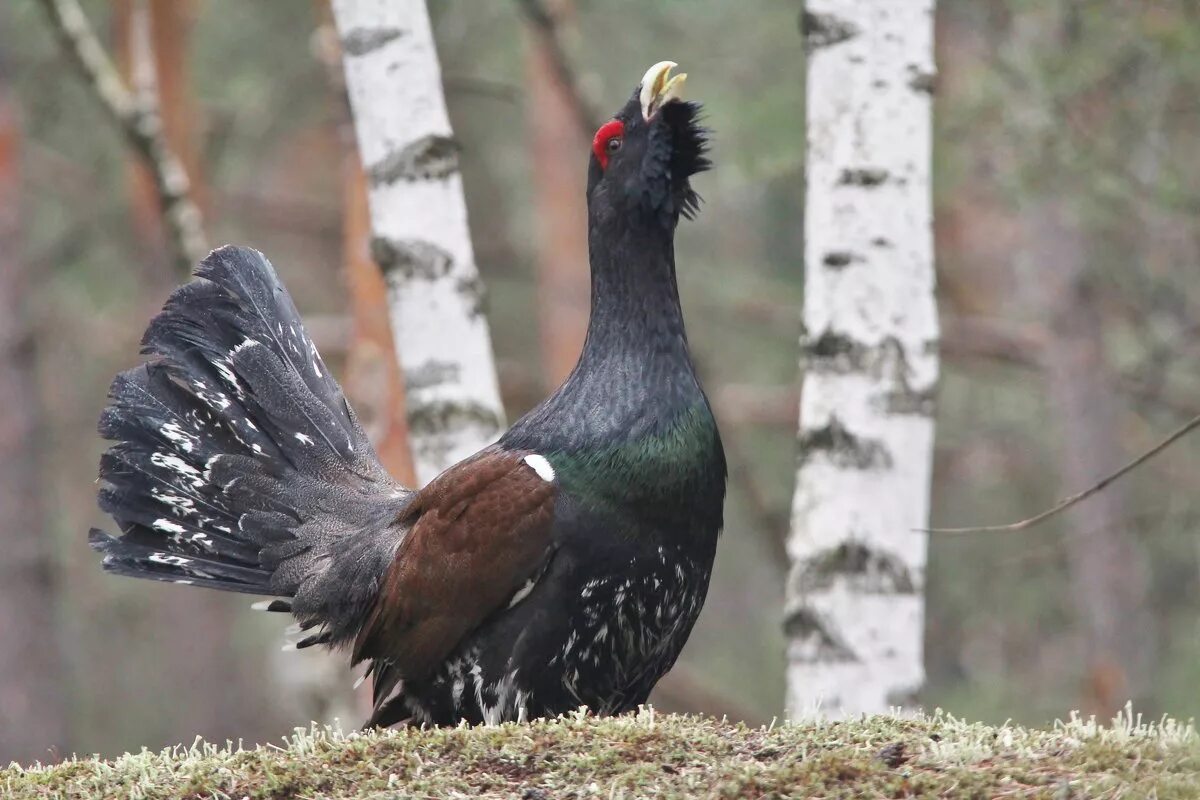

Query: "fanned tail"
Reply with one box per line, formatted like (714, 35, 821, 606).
(92, 245, 412, 649)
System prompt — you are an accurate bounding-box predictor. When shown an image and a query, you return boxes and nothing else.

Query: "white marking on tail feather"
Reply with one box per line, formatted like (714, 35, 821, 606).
(309, 340, 323, 377)
(183, 531, 213, 548)
(214, 360, 239, 392)
(152, 488, 196, 515)
(522, 454, 555, 482)
(160, 422, 195, 453)
(148, 553, 190, 566)
(191, 380, 232, 411)
(232, 338, 259, 355)
(152, 518, 186, 534)
(294, 432, 313, 445)
(150, 452, 205, 488)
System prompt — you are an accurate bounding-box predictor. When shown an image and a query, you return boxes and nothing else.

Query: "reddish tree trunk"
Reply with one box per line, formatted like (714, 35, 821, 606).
(115, 0, 204, 280)
(0, 63, 68, 765)
(524, 0, 589, 387)
(343, 155, 418, 488)
(1023, 200, 1155, 716)
(114, 0, 259, 742)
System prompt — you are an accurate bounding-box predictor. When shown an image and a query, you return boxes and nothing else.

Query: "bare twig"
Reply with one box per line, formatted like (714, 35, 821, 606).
(513, 0, 600, 133)
(38, 0, 207, 274)
(924, 411, 1200, 534)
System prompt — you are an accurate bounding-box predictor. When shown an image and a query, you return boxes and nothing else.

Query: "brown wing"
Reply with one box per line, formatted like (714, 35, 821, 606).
(353, 447, 556, 684)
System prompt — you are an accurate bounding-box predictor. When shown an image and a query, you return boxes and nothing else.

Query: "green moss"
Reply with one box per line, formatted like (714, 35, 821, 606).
(4, 708, 1197, 799)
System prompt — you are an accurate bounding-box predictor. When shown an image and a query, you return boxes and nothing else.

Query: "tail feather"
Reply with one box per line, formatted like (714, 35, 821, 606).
(89, 529, 272, 593)
(93, 245, 412, 650)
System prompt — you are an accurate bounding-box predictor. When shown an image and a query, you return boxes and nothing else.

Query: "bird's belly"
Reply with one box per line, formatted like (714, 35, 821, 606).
(402, 547, 711, 725)
(551, 556, 708, 715)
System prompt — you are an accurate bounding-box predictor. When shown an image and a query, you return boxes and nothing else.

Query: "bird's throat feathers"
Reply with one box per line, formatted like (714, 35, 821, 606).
(549, 404, 724, 524)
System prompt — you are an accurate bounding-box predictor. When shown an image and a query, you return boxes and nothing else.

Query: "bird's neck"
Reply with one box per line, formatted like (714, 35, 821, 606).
(503, 217, 707, 452)
(501, 215, 724, 530)
(577, 220, 689, 369)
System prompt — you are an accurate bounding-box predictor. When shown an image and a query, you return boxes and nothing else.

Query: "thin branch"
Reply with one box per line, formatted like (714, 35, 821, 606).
(924, 410, 1200, 534)
(513, 0, 600, 134)
(37, 0, 207, 274)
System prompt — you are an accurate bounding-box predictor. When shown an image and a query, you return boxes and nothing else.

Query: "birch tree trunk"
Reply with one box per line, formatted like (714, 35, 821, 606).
(787, 0, 938, 719)
(332, 0, 505, 484)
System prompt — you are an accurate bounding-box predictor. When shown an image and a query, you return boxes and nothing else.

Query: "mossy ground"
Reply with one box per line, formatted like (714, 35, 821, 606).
(4, 708, 1198, 799)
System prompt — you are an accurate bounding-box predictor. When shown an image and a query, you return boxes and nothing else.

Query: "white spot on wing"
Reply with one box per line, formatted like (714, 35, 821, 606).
(522, 454, 555, 482)
(507, 576, 538, 609)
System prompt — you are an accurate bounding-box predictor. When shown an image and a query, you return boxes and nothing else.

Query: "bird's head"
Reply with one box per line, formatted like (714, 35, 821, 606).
(587, 61, 709, 229)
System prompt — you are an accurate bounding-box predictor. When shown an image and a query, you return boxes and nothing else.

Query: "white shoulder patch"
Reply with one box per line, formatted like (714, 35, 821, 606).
(522, 453, 555, 482)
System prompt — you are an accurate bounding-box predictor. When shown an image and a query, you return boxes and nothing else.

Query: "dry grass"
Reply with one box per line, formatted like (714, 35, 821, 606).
(4, 706, 1198, 799)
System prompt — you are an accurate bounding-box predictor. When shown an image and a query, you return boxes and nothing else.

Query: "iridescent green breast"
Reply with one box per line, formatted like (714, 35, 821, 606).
(546, 404, 724, 523)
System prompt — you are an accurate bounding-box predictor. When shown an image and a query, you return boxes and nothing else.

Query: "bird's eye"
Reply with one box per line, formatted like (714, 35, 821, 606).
(592, 119, 626, 169)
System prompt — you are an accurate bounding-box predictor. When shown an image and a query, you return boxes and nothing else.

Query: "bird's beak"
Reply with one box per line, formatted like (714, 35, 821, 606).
(639, 61, 687, 121)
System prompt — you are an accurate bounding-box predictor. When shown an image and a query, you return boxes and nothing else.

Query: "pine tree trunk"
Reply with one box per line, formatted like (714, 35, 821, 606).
(114, 0, 202, 282)
(523, 0, 589, 388)
(331, 0, 505, 484)
(0, 58, 68, 765)
(342, 144, 418, 489)
(1021, 200, 1154, 716)
(787, 0, 939, 718)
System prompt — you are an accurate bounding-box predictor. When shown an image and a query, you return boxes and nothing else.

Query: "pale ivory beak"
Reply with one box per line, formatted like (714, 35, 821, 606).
(639, 61, 688, 121)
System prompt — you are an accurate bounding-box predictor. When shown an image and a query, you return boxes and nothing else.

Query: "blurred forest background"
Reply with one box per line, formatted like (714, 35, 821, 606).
(1, 0, 1199, 762)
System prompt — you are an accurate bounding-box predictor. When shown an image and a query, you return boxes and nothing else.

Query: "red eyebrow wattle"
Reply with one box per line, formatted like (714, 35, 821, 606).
(592, 119, 625, 168)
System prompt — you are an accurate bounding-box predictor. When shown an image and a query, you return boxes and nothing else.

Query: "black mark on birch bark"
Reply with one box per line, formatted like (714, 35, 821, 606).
(367, 135, 460, 185)
(882, 381, 936, 416)
(802, 329, 867, 372)
(800, 11, 860, 50)
(797, 416, 892, 470)
(908, 67, 937, 94)
(839, 167, 890, 187)
(793, 542, 917, 594)
(341, 27, 405, 57)
(803, 332, 932, 409)
(406, 360, 460, 392)
(456, 274, 487, 319)
(407, 399, 503, 438)
(822, 251, 861, 269)
(372, 237, 454, 281)
(784, 607, 858, 663)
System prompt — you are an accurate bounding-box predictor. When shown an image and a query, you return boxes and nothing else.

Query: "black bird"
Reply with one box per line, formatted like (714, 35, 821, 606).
(90, 61, 726, 727)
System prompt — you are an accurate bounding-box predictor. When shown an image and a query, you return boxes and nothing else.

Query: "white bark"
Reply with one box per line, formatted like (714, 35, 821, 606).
(332, 0, 505, 484)
(786, 0, 938, 719)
